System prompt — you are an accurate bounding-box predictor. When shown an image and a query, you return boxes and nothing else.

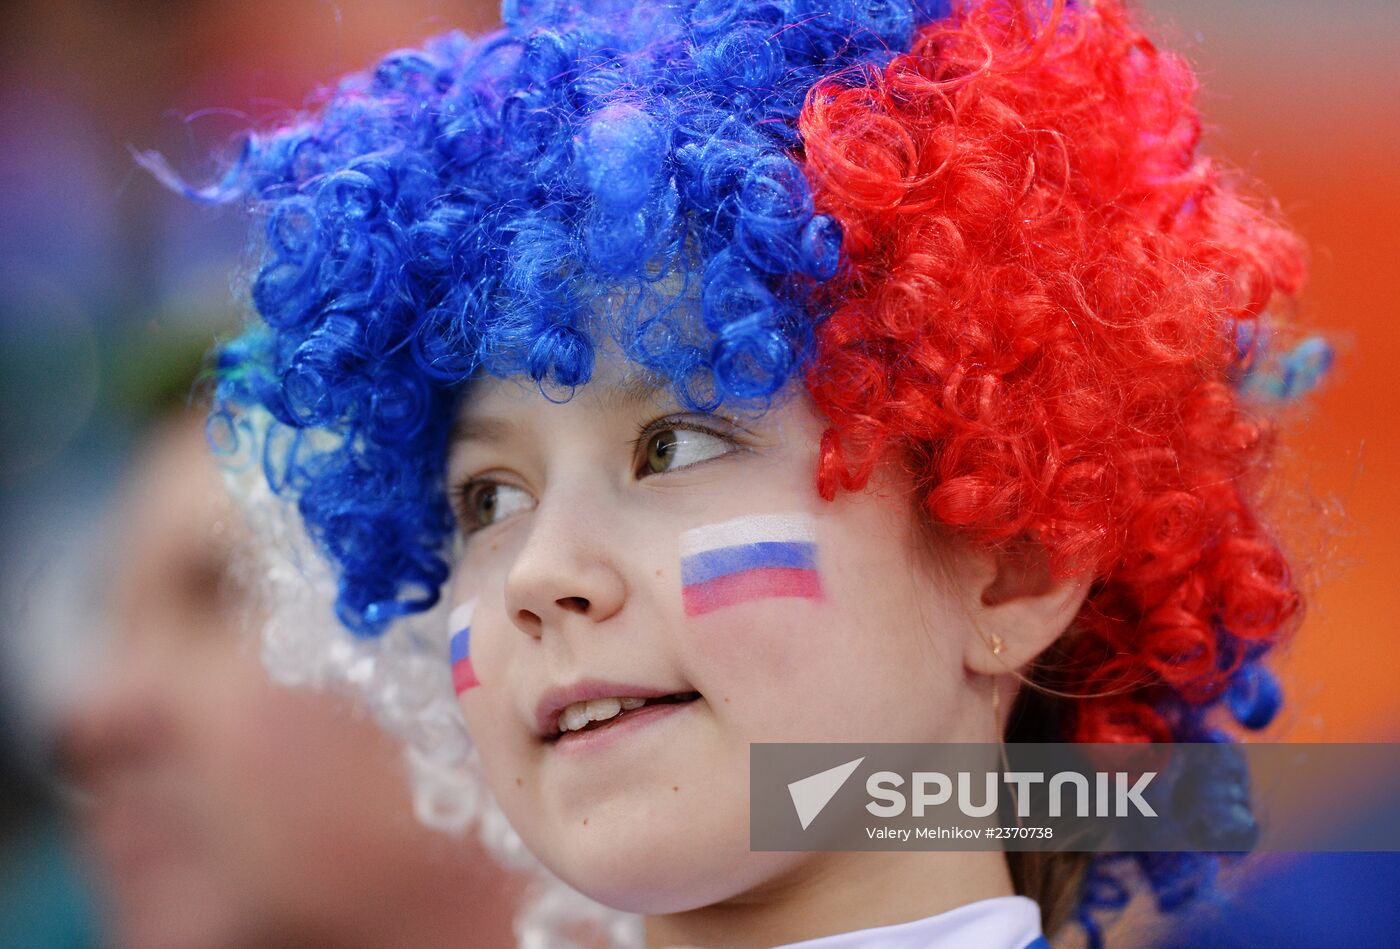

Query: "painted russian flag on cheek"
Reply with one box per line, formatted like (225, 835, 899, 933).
(448, 600, 480, 695)
(679, 513, 824, 617)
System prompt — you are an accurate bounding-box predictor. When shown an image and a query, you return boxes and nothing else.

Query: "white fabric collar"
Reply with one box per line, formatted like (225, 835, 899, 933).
(769, 895, 1044, 949)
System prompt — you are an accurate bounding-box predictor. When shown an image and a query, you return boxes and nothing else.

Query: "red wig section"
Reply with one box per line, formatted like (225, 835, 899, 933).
(796, 0, 1306, 742)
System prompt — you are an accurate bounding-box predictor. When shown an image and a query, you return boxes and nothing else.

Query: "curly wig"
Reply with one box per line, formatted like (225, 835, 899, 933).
(151, 0, 1333, 943)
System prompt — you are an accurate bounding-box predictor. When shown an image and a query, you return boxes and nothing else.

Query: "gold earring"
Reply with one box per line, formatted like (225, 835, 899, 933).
(988, 633, 1013, 795)
(988, 633, 1006, 720)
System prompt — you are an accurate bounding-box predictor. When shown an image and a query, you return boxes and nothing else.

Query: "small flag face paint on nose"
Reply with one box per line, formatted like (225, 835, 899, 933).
(448, 600, 479, 694)
(679, 513, 823, 617)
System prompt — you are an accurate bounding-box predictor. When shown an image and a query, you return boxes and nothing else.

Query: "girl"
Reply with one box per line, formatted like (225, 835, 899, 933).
(157, 0, 1335, 944)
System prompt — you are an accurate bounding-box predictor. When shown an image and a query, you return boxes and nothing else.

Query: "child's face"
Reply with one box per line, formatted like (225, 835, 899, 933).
(446, 350, 992, 914)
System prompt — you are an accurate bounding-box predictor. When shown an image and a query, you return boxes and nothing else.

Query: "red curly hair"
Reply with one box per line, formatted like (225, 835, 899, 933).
(799, 0, 1305, 746)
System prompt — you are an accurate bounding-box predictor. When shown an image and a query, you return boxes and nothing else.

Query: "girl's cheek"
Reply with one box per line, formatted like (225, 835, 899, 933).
(686, 608, 803, 680)
(452, 623, 514, 761)
(675, 512, 830, 683)
(685, 602, 863, 745)
(447, 540, 512, 698)
(445, 597, 494, 750)
(447, 598, 480, 697)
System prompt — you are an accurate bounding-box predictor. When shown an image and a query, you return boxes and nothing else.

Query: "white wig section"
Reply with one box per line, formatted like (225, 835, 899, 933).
(220, 408, 642, 948)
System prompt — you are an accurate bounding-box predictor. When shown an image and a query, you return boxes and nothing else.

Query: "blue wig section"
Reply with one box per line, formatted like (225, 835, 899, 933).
(193, 0, 955, 637)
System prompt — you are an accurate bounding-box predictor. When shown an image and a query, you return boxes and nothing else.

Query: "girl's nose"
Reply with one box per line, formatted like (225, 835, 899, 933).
(503, 494, 627, 639)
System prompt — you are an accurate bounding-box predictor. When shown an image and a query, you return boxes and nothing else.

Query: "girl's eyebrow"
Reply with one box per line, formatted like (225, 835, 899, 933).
(450, 413, 517, 449)
(449, 372, 671, 448)
(596, 371, 671, 413)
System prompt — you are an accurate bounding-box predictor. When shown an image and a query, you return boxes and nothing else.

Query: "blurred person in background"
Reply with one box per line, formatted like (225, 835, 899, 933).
(51, 364, 526, 949)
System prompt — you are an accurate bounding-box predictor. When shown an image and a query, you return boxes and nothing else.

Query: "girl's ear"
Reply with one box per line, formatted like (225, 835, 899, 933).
(957, 539, 1093, 677)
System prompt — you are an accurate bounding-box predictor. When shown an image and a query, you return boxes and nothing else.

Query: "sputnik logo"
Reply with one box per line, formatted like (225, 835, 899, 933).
(788, 757, 865, 830)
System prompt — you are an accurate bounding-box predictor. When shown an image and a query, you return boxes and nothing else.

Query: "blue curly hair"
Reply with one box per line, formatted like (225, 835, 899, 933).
(145, 0, 1333, 944)
(170, 0, 941, 638)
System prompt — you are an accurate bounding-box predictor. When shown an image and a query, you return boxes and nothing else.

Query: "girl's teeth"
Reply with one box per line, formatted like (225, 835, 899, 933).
(559, 703, 594, 733)
(557, 696, 647, 734)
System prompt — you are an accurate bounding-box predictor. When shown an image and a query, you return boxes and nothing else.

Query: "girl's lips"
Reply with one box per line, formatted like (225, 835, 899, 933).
(533, 678, 697, 738)
(549, 695, 700, 754)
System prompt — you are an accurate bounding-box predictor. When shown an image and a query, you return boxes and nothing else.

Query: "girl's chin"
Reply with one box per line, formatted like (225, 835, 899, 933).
(542, 839, 796, 916)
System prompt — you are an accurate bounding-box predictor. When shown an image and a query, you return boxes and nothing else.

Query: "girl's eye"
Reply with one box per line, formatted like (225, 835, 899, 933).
(641, 424, 734, 476)
(455, 481, 534, 533)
